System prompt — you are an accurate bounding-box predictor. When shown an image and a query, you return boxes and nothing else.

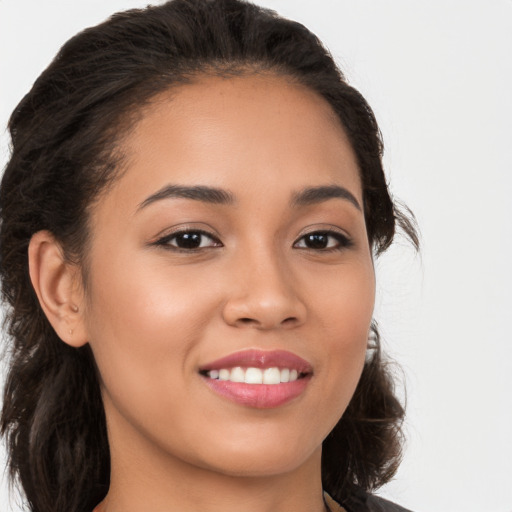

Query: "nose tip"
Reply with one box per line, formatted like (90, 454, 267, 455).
(224, 303, 305, 330)
(222, 273, 307, 330)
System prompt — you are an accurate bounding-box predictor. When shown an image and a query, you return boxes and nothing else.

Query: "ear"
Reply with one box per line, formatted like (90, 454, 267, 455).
(28, 230, 88, 347)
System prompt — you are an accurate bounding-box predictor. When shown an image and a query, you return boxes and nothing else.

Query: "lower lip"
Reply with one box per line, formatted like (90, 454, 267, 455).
(202, 375, 311, 409)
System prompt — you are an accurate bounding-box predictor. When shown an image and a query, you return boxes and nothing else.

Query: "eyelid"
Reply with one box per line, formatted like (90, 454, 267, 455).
(149, 224, 223, 249)
(294, 224, 351, 241)
(148, 223, 352, 251)
(293, 225, 353, 250)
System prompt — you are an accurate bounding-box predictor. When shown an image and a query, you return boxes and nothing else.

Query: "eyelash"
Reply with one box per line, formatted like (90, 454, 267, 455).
(293, 231, 353, 251)
(152, 229, 353, 252)
(153, 229, 222, 251)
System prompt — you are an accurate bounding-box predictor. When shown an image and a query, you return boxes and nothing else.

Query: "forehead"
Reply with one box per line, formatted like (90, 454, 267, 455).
(103, 73, 362, 213)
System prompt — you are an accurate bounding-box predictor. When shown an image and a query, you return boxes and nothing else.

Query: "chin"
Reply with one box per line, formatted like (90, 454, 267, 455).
(188, 433, 322, 478)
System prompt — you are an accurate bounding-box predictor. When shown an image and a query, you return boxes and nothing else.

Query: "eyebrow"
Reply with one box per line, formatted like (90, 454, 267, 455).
(138, 183, 361, 212)
(292, 185, 362, 211)
(138, 185, 234, 210)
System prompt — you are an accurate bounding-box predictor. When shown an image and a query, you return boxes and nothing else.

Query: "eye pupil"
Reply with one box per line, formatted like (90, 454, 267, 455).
(176, 232, 202, 248)
(305, 233, 329, 249)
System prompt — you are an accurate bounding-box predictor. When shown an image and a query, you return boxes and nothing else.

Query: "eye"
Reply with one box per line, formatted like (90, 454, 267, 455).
(293, 231, 352, 251)
(155, 229, 222, 250)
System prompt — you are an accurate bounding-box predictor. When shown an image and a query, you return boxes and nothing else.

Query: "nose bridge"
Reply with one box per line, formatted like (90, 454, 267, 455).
(222, 241, 306, 329)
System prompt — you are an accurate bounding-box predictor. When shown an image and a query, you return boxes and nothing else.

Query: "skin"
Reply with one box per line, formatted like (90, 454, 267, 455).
(30, 74, 375, 512)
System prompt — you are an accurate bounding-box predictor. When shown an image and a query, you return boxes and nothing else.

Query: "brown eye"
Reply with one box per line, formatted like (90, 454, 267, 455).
(303, 233, 330, 249)
(156, 230, 222, 250)
(294, 231, 352, 250)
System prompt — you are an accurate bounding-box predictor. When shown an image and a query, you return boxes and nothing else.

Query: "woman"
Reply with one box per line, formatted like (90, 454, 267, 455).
(0, 1, 417, 511)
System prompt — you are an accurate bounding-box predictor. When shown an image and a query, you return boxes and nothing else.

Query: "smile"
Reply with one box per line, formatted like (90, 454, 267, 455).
(199, 349, 312, 408)
(204, 366, 303, 384)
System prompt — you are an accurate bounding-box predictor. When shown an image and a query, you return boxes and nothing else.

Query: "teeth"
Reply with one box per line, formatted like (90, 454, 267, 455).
(230, 367, 245, 383)
(263, 367, 281, 384)
(206, 367, 303, 384)
(219, 369, 230, 381)
(245, 367, 263, 384)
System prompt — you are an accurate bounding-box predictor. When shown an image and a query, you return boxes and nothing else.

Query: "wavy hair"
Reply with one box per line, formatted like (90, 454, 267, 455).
(0, 1, 418, 511)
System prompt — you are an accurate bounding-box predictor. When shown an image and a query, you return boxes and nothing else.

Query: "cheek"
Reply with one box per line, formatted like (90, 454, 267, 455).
(308, 257, 375, 340)
(305, 260, 375, 415)
(85, 249, 215, 342)
(82, 261, 221, 462)
(82, 254, 218, 410)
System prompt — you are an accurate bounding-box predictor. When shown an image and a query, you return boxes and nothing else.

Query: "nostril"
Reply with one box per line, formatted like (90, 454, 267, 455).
(282, 316, 298, 326)
(235, 316, 300, 328)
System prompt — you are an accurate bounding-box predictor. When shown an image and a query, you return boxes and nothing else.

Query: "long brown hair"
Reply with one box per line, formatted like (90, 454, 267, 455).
(0, 1, 418, 511)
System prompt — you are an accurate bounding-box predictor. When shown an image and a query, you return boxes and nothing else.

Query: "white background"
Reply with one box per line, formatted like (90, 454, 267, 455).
(1, 1, 511, 511)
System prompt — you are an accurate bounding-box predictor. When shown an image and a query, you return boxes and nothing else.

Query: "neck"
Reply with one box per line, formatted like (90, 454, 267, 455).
(99, 406, 327, 512)
(102, 451, 326, 512)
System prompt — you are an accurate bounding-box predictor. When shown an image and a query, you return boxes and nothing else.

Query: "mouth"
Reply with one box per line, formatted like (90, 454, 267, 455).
(199, 349, 312, 408)
(200, 367, 306, 384)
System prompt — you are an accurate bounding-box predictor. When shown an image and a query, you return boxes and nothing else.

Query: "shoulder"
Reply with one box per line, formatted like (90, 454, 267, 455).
(325, 490, 413, 512)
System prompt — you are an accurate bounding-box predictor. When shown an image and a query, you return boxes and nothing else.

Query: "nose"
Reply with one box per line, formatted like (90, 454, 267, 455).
(222, 250, 307, 330)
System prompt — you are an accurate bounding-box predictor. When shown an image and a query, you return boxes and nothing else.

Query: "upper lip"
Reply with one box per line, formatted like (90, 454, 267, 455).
(199, 349, 313, 373)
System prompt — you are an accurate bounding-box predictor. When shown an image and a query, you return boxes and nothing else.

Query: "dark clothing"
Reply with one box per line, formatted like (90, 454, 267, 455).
(344, 493, 412, 512)
(326, 490, 413, 512)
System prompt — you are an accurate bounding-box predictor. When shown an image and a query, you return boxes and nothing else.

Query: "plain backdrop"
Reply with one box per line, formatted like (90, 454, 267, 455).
(1, 1, 511, 511)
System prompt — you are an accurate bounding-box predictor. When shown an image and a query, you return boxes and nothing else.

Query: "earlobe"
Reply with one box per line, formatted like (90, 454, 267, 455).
(28, 230, 88, 347)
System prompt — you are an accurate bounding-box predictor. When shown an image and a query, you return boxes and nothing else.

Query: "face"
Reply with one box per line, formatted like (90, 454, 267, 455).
(80, 74, 375, 478)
